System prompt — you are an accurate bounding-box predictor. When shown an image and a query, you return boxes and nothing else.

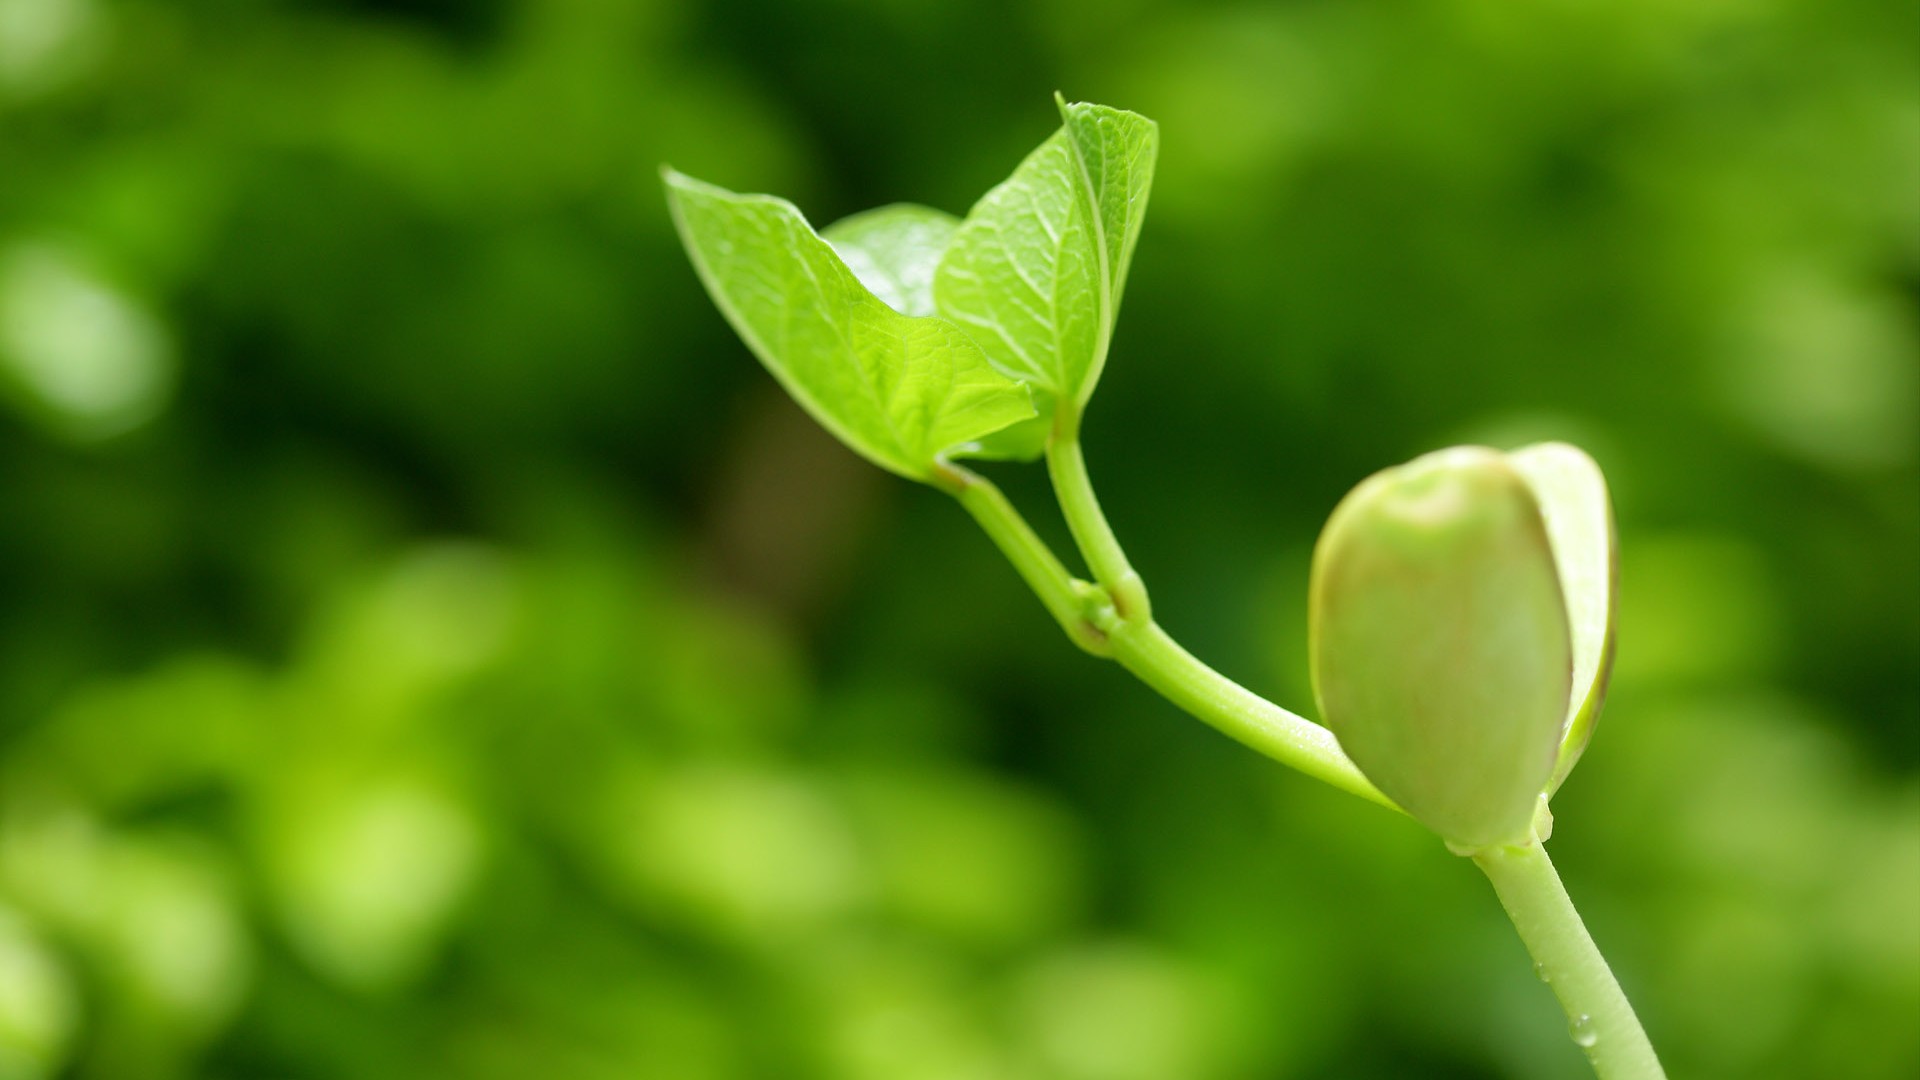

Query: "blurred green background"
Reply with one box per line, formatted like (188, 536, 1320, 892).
(1, 0, 1915, 1077)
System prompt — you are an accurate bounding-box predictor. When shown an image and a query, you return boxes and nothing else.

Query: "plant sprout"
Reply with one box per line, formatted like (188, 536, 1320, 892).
(664, 95, 1665, 1079)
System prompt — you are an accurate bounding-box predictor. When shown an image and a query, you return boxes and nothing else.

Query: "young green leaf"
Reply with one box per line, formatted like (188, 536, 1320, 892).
(1310, 447, 1572, 850)
(961, 406, 1055, 462)
(824, 194, 1053, 463)
(933, 98, 1158, 420)
(821, 204, 958, 318)
(1508, 443, 1618, 794)
(664, 170, 1034, 481)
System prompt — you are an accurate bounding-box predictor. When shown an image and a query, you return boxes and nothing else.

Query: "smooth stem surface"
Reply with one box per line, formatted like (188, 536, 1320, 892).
(944, 464, 1109, 657)
(944, 463, 1393, 808)
(1106, 619, 1396, 808)
(1047, 430, 1149, 620)
(1474, 842, 1667, 1080)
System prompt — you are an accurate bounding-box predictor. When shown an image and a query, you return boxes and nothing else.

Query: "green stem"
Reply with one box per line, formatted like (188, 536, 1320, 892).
(1047, 425, 1150, 622)
(1473, 841, 1667, 1080)
(1105, 620, 1395, 809)
(941, 461, 1392, 808)
(941, 463, 1110, 657)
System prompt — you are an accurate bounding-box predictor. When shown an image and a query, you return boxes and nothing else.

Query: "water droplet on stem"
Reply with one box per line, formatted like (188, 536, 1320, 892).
(1569, 1013, 1598, 1048)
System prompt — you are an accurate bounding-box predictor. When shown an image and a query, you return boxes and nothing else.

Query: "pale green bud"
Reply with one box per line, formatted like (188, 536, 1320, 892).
(1309, 444, 1616, 850)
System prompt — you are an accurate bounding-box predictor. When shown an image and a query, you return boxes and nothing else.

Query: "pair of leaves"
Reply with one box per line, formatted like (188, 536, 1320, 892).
(663, 175, 1026, 481)
(662, 97, 1158, 482)
(1308, 444, 1617, 850)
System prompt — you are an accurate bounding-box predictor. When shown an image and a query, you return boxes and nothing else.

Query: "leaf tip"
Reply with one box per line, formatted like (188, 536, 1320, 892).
(660, 167, 704, 216)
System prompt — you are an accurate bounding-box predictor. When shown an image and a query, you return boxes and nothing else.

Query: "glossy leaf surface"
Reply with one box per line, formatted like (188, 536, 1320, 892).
(821, 204, 958, 319)
(933, 99, 1157, 415)
(664, 171, 1033, 481)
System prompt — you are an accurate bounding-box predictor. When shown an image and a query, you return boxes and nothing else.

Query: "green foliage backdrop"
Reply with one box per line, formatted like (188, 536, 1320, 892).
(0, 0, 1914, 1077)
